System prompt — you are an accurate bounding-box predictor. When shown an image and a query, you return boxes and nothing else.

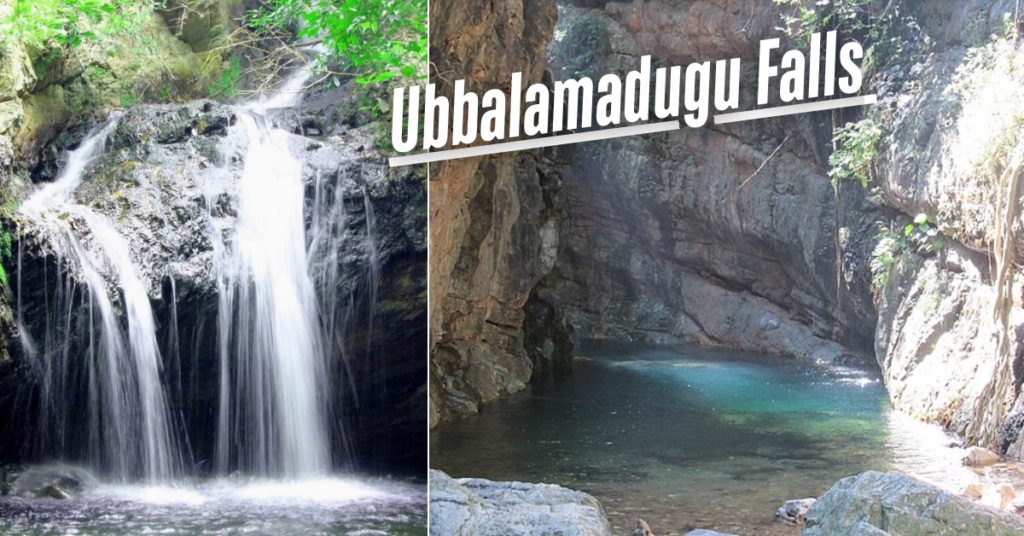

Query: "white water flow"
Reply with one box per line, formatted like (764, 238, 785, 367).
(215, 67, 332, 478)
(19, 119, 180, 482)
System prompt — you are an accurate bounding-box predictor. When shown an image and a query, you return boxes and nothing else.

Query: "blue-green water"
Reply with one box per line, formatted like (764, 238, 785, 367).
(431, 341, 992, 535)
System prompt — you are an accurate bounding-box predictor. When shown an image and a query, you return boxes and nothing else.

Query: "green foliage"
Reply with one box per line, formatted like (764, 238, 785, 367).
(829, 118, 881, 190)
(0, 0, 132, 49)
(120, 91, 140, 107)
(776, 0, 873, 47)
(208, 55, 242, 98)
(870, 213, 945, 288)
(559, 15, 612, 79)
(776, 0, 904, 78)
(870, 226, 903, 288)
(0, 196, 15, 289)
(0, 227, 10, 288)
(904, 213, 945, 254)
(248, 0, 426, 85)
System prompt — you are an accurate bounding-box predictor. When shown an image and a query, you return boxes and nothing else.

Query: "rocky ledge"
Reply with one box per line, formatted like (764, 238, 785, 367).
(428, 469, 612, 536)
(803, 471, 1024, 535)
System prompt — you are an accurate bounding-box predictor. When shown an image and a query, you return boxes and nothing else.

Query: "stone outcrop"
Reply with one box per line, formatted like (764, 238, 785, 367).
(866, 0, 1024, 452)
(802, 471, 1024, 535)
(428, 469, 613, 536)
(428, 0, 562, 425)
(158, 0, 242, 53)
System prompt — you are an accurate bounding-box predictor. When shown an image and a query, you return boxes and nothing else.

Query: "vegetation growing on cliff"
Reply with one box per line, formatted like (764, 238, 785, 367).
(556, 14, 612, 80)
(0, 0, 135, 48)
(248, 0, 426, 84)
(828, 118, 880, 190)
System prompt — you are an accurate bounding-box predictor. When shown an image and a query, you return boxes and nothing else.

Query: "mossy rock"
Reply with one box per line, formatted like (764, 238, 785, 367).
(0, 100, 23, 137)
(158, 0, 243, 53)
(29, 46, 65, 93)
(15, 84, 71, 159)
(0, 37, 35, 102)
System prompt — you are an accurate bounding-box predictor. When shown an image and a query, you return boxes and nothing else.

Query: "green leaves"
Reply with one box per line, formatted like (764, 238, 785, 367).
(0, 0, 130, 49)
(904, 213, 945, 253)
(776, 0, 873, 49)
(208, 55, 242, 98)
(828, 118, 881, 190)
(249, 0, 426, 85)
(870, 227, 903, 288)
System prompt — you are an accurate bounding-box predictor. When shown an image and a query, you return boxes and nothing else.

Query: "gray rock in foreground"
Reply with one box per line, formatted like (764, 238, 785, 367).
(429, 469, 612, 536)
(803, 471, 1024, 535)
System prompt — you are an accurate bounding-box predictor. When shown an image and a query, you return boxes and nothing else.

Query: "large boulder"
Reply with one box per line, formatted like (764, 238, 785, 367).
(802, 471, 1024, 535)
(428, 469, 612, 536)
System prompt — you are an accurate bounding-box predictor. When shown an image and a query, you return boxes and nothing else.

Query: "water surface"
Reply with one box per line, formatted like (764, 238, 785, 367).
(431, 341, 1014, 535)
(0, 475, 426, 535)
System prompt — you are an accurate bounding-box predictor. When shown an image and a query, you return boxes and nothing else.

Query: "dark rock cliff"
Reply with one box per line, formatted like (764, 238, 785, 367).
(428, 0, 561, 426)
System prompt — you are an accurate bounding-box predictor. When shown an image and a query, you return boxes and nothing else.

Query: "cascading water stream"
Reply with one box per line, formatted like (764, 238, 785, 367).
(213, 67, 333, 478)
(18, 119, 180, 482)
(0, 43, 425, 533)
(12, 62, 381, 486)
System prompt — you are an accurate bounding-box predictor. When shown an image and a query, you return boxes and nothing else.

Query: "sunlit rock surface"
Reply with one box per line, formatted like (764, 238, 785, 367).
(428, 469, 612, 536)
(803, 471, 1024, 535)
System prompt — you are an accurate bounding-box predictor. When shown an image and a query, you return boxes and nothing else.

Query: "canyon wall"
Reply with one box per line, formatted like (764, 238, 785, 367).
(429, 0, 1024, 456)
(427, 0, 561, 426)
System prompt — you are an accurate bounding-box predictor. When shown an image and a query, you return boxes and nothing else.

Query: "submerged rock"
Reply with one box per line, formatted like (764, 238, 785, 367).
(9, 465, 96, 499)
(980, 483, 1017, 511)
(776, 498, 816, 524)
(802, 471, 1024, 535)
(36, 484, 71, 499)
(428, 469, 612, 536)
(632, 519, 655, 536)
(962, 447, 1001, 467)
(963, 483, 984, 501)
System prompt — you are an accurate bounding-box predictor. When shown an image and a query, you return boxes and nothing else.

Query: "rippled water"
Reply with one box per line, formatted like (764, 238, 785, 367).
(431, 340, 1024, 535)
(0, 476, 426, 535)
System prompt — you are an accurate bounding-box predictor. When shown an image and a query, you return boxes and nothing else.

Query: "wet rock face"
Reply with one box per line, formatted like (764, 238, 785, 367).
(2, 100, 427, 475)
(803, 471, 1024, 535)
(533, 5, 877, 361)
(428, 469, 613, 536)
(428, 0, 560, 426)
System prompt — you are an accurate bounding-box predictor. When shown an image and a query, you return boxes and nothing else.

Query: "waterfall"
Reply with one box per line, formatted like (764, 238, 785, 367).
(213, 69, 332, 478)
(13, 65, 364, 483)
(18, 119, 181, 482)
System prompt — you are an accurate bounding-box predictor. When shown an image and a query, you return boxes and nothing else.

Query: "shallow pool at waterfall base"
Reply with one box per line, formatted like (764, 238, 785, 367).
(431, 340, 1024, 536)
(0, 475, 426, 535)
